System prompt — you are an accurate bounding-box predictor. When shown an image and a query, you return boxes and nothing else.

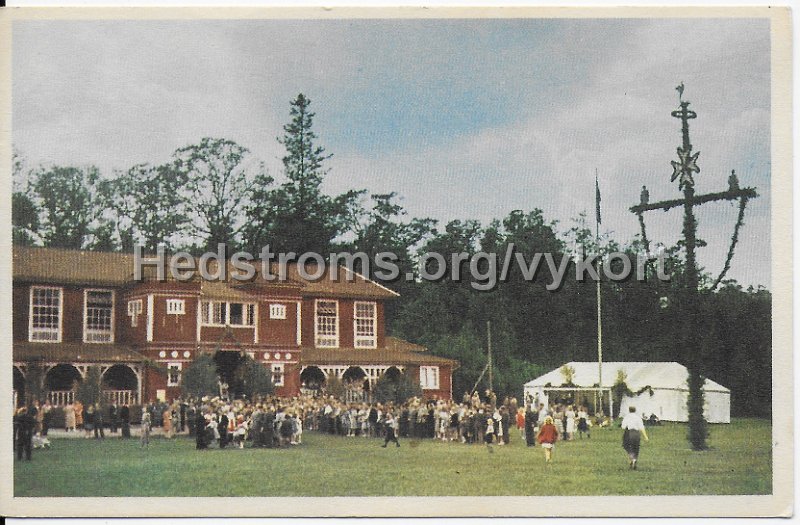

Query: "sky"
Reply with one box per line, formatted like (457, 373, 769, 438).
(12, 17, 771, 288)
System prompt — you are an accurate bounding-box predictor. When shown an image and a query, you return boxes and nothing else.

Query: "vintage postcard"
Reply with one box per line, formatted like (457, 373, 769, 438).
(0, 6, 792, 517)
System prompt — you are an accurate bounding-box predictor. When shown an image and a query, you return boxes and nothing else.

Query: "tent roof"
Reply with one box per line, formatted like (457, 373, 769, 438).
(524, 361, 729, 393)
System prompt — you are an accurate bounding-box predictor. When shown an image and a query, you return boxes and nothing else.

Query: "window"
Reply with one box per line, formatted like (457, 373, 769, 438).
(127, 299, 143, 327)
(30, 287, 62, 342)
(271, 364, 285, 387)
(166, 299, 185, 315)
(419, 366, 440, 390)
(200, 301, 254, 326)
(354, 301, 377, 348)
(167, 362, 182, 387)
(315, 300, 338, 348)
(269, 304, 287, 319)
(84, 290, 114, 343)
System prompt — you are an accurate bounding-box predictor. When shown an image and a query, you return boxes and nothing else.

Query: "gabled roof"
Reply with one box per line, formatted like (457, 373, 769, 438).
(524, 361, 729, 393)
(13, 245, 399, 299)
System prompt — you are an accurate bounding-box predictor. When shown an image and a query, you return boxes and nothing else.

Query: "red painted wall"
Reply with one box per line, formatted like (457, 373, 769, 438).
(259, 300, 299, 347)
(151, 295, 200, 343)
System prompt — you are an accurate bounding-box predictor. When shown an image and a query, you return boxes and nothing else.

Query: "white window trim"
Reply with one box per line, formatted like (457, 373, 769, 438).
(127, 299, 143, 315)
(269, 303, 287, 319)
(296, 302, 302, 346)
(146, 295, 154, 342)
(166, 298, 186, 315)
(29, 286, 63, 343)
(167, 362, 182, 387)
(314, 299, 339, 348)
(420, 366, 440, 390)
(271, 363, 285, 387)
(127, 299, 143, 328)
(353, 301, 378, 349)
(199, 300, 256, 328)
(83, 289, 116, 343)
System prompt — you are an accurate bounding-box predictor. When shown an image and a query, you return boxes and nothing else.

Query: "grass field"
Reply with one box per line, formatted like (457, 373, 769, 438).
(14, 418, 771, 497)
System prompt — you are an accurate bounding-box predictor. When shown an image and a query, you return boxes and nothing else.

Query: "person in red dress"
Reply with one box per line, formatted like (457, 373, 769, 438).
(536, 416, 559, 463)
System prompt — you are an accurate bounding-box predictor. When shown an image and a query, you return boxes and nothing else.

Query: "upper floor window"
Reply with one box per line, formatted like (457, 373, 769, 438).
(420, 366, 440, 390)
(30, 286, 62, 342)
(269, 304, 287, 319)
(315, 299, 338, 348)
(84, 290, 115, 343)
(127, 299, 143, 327)
(200, 301, 254, 327)
(354, 301, 377, 348)
(166, 299, 185, 315)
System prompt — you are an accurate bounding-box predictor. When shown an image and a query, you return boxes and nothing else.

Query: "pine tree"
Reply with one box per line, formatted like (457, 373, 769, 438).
(243, 94, 361, 255)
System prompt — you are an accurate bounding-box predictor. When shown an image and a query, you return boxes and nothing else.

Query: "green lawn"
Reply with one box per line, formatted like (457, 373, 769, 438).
(14, 418, 771, 497)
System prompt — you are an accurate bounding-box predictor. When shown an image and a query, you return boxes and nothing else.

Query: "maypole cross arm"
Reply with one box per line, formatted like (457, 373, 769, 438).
(630, 186, 758, 214)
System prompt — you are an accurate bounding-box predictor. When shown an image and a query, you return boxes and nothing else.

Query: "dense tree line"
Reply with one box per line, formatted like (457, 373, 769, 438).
(13, 94, 771, 417)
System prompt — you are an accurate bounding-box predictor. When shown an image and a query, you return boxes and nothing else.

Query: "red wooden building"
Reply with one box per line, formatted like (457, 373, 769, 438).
(12, 246, 456, 406)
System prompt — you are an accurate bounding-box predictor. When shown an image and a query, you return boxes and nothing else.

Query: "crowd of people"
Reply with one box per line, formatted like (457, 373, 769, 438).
(13, 389, 652, 468)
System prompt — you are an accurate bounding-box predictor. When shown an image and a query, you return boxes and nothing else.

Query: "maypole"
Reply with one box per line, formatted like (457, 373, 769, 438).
(595, 170, 604, 415)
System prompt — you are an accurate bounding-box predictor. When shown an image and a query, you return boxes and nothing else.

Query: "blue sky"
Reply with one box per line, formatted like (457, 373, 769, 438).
(13, 17, 771, 287)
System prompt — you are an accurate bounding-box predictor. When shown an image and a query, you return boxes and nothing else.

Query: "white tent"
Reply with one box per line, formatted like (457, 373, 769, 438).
(523, 361, 730, 423)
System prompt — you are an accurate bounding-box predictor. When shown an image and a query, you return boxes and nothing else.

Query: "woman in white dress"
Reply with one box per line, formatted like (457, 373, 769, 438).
(564, 405, 576, 441)
(64, 402, 76, 432)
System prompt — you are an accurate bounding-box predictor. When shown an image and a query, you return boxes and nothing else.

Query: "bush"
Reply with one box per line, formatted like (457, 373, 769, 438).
(181, 353, 219, 398)
(76, 366, 103, 407)
(238, 356, 274, 400)
(373, 371, 422, 405)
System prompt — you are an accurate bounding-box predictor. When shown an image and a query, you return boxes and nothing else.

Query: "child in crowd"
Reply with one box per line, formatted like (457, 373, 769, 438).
(537, 416, 559, 463)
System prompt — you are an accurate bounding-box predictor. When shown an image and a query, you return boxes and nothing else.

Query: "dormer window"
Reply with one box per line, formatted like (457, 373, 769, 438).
(315, 299, 338, 348)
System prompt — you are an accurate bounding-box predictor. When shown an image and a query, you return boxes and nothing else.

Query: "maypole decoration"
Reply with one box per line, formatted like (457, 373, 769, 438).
(630, 84, 758, 450)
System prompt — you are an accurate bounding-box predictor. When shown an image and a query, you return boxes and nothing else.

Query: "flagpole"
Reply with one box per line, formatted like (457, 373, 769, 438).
(595, 169, 604, 415)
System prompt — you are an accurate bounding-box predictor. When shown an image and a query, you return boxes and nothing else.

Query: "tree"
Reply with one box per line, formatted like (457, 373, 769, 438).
(102, 163, 190, 252)
(237, 356, 274, 400)
(23, 360, 48, 405)
(373, 371, 422, 405)
(181, 353, 220, 398)
(324, 374, 346, 400)
(30, 165, 104, 249)
(76, 366, 104, 407)
(12, 191, 40, 246)
(243, 94, 361, 254)
(173, 138, 260, 252)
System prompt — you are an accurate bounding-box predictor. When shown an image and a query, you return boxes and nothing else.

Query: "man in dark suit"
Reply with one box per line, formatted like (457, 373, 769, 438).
(196, 412, 208, 449)
(120, 404, 131, 438)
(94, 403, 105, 439)
(180, 401, 188, 433)
(218, 412, 229, 449)
(109, 402, 119, 433)
(525, 406, 537, 447)
(263, 408, 275, 448)
(15, 406, 35, 460)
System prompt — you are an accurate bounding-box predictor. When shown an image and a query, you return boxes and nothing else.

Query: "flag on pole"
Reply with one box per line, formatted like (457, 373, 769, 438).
(595, 172, 602, 225)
